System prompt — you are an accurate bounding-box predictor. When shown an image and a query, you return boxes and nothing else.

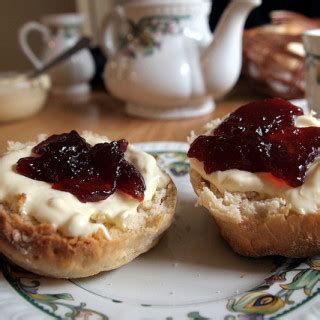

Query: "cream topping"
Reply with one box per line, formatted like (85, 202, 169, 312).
(191, 113, 320, 214)
(0, 133, 169, 238)
(0, 73, 50, 91)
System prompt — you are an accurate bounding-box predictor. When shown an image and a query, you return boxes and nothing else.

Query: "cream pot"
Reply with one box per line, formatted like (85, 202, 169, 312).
(0, 73, 50, 121)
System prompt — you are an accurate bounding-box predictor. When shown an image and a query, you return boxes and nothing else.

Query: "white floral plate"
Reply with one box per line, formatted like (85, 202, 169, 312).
(290, 99, 309, 114)
(1, 142, 320, 320)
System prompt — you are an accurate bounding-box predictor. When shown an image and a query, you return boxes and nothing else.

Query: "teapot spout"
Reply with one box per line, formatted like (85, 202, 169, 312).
(202, 0, 261, 98)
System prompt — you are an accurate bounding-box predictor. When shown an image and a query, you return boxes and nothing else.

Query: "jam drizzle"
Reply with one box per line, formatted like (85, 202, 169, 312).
(16, 131, 146, 202)
(188, 98, 320, 187)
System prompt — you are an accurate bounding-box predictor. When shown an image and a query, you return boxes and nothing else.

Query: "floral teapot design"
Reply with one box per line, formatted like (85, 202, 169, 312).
(101, 0, 261, 119)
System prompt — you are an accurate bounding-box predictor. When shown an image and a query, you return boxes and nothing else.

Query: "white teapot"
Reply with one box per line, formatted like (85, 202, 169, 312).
(19, 14, 95, 95)
(100, 0, 261, 119)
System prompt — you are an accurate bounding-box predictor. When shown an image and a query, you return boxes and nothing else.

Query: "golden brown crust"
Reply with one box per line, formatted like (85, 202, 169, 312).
(190, 169, 320, 258)
(0, 182, 176, 278)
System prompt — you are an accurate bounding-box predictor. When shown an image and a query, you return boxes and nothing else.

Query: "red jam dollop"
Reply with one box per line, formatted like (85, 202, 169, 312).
(188, 98, 320, 187)
(16, 131, 146, 202)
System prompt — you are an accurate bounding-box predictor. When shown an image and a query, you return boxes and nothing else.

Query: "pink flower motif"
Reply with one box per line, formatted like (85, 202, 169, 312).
(77, 310, 93, 320)
(166, 24, 174, 33)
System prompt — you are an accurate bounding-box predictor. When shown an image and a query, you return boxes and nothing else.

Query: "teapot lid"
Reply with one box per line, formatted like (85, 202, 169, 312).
(120, 0, 209, 4)
(121, 0, 211, 18)
(41, 13, 85, 27)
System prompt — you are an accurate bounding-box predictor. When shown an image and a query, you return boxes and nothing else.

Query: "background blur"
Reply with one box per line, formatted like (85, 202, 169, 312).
(210, 0, 320, 30)
(1, 0, 320, 71)
(0, 1, 75, 70)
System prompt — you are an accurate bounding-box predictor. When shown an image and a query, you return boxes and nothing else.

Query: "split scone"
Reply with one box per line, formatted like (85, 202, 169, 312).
(188, 98, 320, 258)
(0, 131, 176, 278)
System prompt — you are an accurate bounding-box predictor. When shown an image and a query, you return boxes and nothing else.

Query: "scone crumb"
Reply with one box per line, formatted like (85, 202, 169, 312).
(197, 181, 292, 226)
(17, 193, 27, 208)
(187, 131, 197, 144)
(187, 117, 225, 143)
(82, 130, 108, 144)
(197, 186, 242, 223)
(7, 141, 29, 152)
(12, 229, 21, 242)
(138, 188, 168, 216)
(21, 233, 31, 243)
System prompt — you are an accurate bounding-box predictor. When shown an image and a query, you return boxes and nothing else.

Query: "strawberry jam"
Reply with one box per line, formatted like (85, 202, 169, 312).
(188, 98, 320, 187)
(16, 131, 146, 202)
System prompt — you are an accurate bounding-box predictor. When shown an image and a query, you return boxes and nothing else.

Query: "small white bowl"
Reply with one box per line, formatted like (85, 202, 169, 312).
(0, 73, 51, 121)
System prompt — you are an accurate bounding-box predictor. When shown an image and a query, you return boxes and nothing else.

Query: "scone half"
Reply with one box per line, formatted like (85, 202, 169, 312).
(0, 131, 177, 278)
(188, 98, 320, 258)
(0, 181, 176, 279)
(190, 169, 320, 258)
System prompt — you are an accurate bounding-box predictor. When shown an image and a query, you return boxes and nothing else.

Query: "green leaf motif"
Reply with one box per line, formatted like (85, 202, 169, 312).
(169, 161, 190, 176)
(225, 256, 320, 318)
(0, 256, 108, 320)
(187, 311, 210, 320)
(151, 151, 189, 177)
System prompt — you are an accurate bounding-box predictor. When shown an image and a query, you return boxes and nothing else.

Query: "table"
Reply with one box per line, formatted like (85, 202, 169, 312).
(0, 80, 264, 152)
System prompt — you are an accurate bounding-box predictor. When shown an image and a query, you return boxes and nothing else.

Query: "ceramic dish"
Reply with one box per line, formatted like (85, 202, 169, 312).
(290, 98, 309, 113)
(1, 141, 320, 319)
(0, 73, 50, 121)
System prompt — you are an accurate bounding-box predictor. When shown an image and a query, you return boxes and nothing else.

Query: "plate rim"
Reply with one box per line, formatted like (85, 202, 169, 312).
(1, 141, 320, 319)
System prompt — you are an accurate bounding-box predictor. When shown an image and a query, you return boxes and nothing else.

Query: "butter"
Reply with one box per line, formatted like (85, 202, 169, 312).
(0, 133, 169, 238)
(191, 113, 320, 214)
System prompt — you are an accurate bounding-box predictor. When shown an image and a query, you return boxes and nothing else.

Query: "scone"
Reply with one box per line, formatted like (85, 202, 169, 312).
(188, 98, 320, 258)
(0, 131, 176, 278)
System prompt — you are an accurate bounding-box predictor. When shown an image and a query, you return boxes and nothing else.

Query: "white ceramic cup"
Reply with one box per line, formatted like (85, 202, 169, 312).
(303, 29, 320, 113)
(18, 14, 95, 95)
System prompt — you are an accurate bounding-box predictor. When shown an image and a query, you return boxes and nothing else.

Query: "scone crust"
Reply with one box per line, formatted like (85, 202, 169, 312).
(0, 181, 176, 279)
(190, 169, 320, 258)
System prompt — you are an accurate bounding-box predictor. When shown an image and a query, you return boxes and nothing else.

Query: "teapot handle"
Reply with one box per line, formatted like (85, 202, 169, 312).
(18, 21, 50, 69)
(100, 6, 127, 57)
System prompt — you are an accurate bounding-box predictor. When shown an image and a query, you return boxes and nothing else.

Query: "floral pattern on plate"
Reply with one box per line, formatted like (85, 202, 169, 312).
(0, 142, 319, 319)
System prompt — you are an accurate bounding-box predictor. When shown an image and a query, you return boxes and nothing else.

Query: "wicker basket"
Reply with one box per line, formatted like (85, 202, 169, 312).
(242, 11, 320, 99)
